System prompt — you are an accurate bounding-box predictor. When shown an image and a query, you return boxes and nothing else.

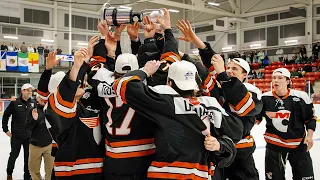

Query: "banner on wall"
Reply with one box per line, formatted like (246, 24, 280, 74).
(17, 52, 29, 72)
(0, 51, 6, 71)
(56, 54, 74, 62)
(0, 1, 20, 18)
(6, 51, 18, 71)
(28, 53, 39, 73)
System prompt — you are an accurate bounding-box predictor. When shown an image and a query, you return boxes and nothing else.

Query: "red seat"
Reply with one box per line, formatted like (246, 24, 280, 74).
(265, 74, 272, 78)
(248, 79, 254, 84)
(260, 69, 265, 73)
(265, 78, 272, 83)
(252, 63, 260, 70)
(265, 66, 272, 70)
(300, 82, 307, 88)
(291, 78, 300, 83)
(265, 70, 273, 74)
(306, 77, 316, 85)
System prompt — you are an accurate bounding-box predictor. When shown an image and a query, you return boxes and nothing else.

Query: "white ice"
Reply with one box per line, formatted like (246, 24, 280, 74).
(0, 120, 319, 180)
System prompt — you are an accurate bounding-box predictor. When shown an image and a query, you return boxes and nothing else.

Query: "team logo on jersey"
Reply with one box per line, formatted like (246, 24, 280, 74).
(97, 83, 116, 97)
(266, 110, 291, 133)
(82, 92, 91, 99)
(275, 99, 285, 109)
(292, 97, 300, 102)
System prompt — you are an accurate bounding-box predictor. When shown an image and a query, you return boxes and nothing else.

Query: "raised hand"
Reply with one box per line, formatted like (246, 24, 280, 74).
(143, 60, 161, 77)
(105, 31, 117, 58)
(97, 20, 110, 36)
(143, 16, 156, 39)
(177, 19, 206, 49)
(32, 108, 38, 121)
(177, 20, 197, 43)
(46, 51, 61, 70)
(114, 24, 127, 41)
(127, 22, 140, 40)
(74, 48, 88, 69)
(156, 8, 171, 30)
(86, 36, 100, 62)
(211, 54, 225, 74)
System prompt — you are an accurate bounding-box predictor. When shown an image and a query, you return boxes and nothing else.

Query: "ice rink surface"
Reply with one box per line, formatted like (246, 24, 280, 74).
(0, 120, 319, 180)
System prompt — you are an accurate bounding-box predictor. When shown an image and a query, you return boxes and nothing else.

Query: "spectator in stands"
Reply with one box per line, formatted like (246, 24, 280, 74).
(248, 69, 257, 79)
(49, 46, 54, 52)
(241, 52, 246, 61)
(28, 45, 35, 53)
(8, 43, 14, 52)
(276, 48, 284, 62)
(258, 50, 265, 63)
(20, 42, 27, 53)
(33, 46, 36, 53)
(14, 45, 20, 52)
(290, 56, 296, 64)
(71, 48, 75, 56)
(300, 45, 307, 62)
(262, 55, 270, 67)
(249, 51, 254, 64)
(57, 46, 62, 55)
(291, 67, 301, 78)
(284, 56, 289, 65)
(257, 69, 264, 79)
(44, 46, 50, 61)
(1, 42, 8, 51)
(37, 44, 45, 66)
(312, 42, 319, 60)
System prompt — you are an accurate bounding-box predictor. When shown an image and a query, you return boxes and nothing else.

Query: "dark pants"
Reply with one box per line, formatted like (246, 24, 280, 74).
(104, 174, 147, 180)
(265, 145, 314, 180)
(7, 137, 30, 179)
(213, 154, 259, 180)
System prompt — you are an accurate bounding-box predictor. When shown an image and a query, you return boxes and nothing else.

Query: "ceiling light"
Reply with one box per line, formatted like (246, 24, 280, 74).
(222, 47, 232, 51)
(41, 39, 54, 43)
(4, 36, 18, 40)
(208, 2, 220, 6)
(168, 9, 180, 13)
(78, 42, 88, 46)
(284, 40, 298, 44)
(250, 44, 261, 48)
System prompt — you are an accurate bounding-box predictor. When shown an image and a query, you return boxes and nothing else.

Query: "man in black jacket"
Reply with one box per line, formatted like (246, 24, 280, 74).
(2, 83, 35, 180)
(26, 95, 54, 180)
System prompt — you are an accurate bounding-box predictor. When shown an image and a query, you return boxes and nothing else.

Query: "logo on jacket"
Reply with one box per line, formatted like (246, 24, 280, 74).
(266, 172, 273, 179)
(275, 99, 284, 109)
(266, 110, 291, 133)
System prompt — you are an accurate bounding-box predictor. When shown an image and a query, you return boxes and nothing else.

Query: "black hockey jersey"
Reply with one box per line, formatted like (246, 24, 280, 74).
(257, 89, 317, 152)
(90, 67, 156, 175)
(114, 70, 244, 179)
(41, 68, 104, 179)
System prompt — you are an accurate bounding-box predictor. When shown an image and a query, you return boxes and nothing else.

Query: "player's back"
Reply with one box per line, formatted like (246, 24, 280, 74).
(101, 95, 156, 175)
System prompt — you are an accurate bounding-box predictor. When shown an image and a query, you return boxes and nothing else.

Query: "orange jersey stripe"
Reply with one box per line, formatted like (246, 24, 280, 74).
(151, 161, 209, 172)
(37, 89, 50, 97)
(49, 95, 76, 118)
(55, 168, 102, 177)
(238, 101, 255, 117)
(264, 132, 304, 143)
(56, 87, 77, 108)
(264, 139, 298, 149)
(54, 158, 103, 166)
(106, 149, 155, 158)
(120, 76, 140, 104)
(230, 92, 250, 111)
(148, 172, 208, 180)
(105, 138, 154, 148)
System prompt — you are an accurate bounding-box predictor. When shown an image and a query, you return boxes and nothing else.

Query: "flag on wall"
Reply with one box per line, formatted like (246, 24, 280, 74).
(28, 53, 39, 73)
(0, 51, 6, 71)
(6, 51, 18, 71)
(17, 52, 29, 73)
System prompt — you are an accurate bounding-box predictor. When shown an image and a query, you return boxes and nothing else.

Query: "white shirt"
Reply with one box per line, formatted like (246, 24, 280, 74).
(28, 47, 34, 53)
(276, 49, 283, 56)
(8, 46, 14, 51)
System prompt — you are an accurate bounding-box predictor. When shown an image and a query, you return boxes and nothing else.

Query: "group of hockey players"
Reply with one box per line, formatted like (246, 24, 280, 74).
(32, 8, 316, 180)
